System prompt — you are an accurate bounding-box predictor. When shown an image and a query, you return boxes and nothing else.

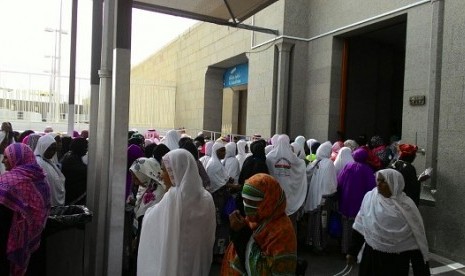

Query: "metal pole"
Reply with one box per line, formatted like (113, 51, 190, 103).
(84, 0, 103, 273)
(67, 0, 78, 135)
(56, 0, 63, 123)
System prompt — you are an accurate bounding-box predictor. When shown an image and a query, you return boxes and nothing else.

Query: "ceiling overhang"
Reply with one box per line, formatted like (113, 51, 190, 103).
(133, 0, 279, 35)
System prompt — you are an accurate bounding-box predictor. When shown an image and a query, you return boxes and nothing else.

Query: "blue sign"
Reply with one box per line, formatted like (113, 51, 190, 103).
(223, 63, 248, 88)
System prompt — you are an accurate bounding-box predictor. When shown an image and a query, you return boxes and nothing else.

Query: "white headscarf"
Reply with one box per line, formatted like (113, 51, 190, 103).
(138, 149, 216, 275)
(306, 139, 318, 151)
(130, 157, 166, 218)
(270, 134, 279, 146)
(334, 147, 354, 176)
(304, 141, 337, 212)
(291, 141, 306, 160)
(206, 142, 230, 193)
(294, 135, 306, 150)
(266, 134, 308, 215)
(162, 129, 180, 151)
(353, 169, 429, 262)
(199, 141, 213, 168)
(236, 140, 248, 170)
(223, 142, 240, 183)
(264, 145, 273, 155)
(35, 134, 66, 206)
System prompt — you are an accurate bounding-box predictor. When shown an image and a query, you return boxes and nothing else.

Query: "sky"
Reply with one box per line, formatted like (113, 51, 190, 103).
(0, 0, 197, 81)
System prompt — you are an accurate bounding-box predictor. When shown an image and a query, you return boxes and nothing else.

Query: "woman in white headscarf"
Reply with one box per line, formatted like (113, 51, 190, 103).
(130, 158, 166, 227)
(206, 142, 237, 257)
(291, 141, 306, 160)
(35, 134, 66, 206)
(162, 129, 180, 151)
(294, 135, 306, 152)
(137, 149, 215, 276)
(266, 134, 307, 223)
(199, 141, 213, 168)
(347, 169, 430, 276)
(304, 141, 337, 251)
(334, 147, 354, 176)
(223, 142, 240, 184)
(235, 140, 248, 170)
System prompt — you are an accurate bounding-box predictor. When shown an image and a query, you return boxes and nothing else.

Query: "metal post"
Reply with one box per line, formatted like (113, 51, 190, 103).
(106, 1, 132, 274)
(67, 0, 78, 135)
(84, 0, 103, 274)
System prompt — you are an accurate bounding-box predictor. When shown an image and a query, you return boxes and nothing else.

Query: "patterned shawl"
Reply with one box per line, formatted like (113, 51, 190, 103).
(222, 173, 297, 275)
(0, 143, 50, 275)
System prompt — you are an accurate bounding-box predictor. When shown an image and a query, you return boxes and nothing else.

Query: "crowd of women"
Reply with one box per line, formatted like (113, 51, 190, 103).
(123, 129, 431, 275)
(0, 121, 431, 275)
(0, 122, 88, 275)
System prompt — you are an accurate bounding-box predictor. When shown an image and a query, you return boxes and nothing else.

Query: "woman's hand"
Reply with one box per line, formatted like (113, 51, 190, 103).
(229, 210, 246, 231)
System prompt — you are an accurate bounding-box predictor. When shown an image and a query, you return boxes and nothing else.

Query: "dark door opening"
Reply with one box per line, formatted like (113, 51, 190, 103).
(237, 90, 247, 135)
(341, 22, 406, 142)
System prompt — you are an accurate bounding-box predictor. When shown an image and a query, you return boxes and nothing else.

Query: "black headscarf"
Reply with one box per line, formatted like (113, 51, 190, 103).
(144, 143, 157, 158)
(238, 140, 269, 185)
(152, 144, 170, 164)
(180, 141, 199, 160)
(70, 138, 88, 157)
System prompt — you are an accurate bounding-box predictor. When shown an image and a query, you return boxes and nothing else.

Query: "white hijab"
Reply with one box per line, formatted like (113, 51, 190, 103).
(270, 134, 279, 146)
(306, 139, 318, 151)
(35, 134, 66, 206)
(334, 147, 354, 176)
(223, 142, 240, 183)
(206, 142, 230, 193)
(162, 129, 180, 151)
(353, 169, 429, 262)
(130, 157, 166, 219)
(266, 134, 308, 215)
(236, 140, 248, 170)
(304, 141, 337, 212)
(291, 141, 306, 160)
(138, 149, 216, 276)
(294, 135, 306, 150)
(264, 145, 273, 155)
(199, 141, 213, 168)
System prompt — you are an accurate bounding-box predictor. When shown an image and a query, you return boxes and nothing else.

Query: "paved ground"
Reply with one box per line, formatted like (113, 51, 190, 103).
(209, 238, 465, 275)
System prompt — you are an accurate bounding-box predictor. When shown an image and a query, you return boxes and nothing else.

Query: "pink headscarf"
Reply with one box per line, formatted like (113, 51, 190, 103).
(0, 143, 51, 275)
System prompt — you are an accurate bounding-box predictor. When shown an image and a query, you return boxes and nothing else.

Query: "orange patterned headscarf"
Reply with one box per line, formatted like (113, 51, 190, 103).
(222, 174, 297, 275)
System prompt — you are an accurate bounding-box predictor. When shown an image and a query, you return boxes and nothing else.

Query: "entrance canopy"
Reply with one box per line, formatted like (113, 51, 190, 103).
(134, 0, 279, 34)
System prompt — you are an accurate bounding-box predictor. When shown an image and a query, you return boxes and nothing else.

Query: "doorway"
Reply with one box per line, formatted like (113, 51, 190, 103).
(221, 87, 247, 135)
(340, 21, 406, 142)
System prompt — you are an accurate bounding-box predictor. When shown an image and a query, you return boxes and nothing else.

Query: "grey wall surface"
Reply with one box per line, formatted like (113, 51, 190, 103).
(420, 0, 465, 263)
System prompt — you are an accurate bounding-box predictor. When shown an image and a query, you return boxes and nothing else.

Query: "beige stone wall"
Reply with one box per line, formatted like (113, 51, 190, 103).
(130, 2, 285, 138)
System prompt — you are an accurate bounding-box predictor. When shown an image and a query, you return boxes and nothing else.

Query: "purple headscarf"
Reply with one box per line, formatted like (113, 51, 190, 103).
(0, 143, 50, 275)
(337, 148, 376, 218)
(126, 144, 144, 199)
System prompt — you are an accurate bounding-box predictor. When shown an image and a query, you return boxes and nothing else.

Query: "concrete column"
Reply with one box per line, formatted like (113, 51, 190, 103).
(426, 0, 444, 190)
(274, 41, 294, 134)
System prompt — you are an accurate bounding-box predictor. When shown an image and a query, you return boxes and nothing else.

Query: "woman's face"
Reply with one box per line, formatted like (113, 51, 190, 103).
(131, 171, 143, 186)
(161, 163, 172, 189)
(44, 142, 57, 160)
(377, 174, 392, 198)
(2, 155, 12, 171)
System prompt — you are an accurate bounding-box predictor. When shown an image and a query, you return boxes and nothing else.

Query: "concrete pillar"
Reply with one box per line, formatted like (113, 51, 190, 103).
(274, 41, 294, 134)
